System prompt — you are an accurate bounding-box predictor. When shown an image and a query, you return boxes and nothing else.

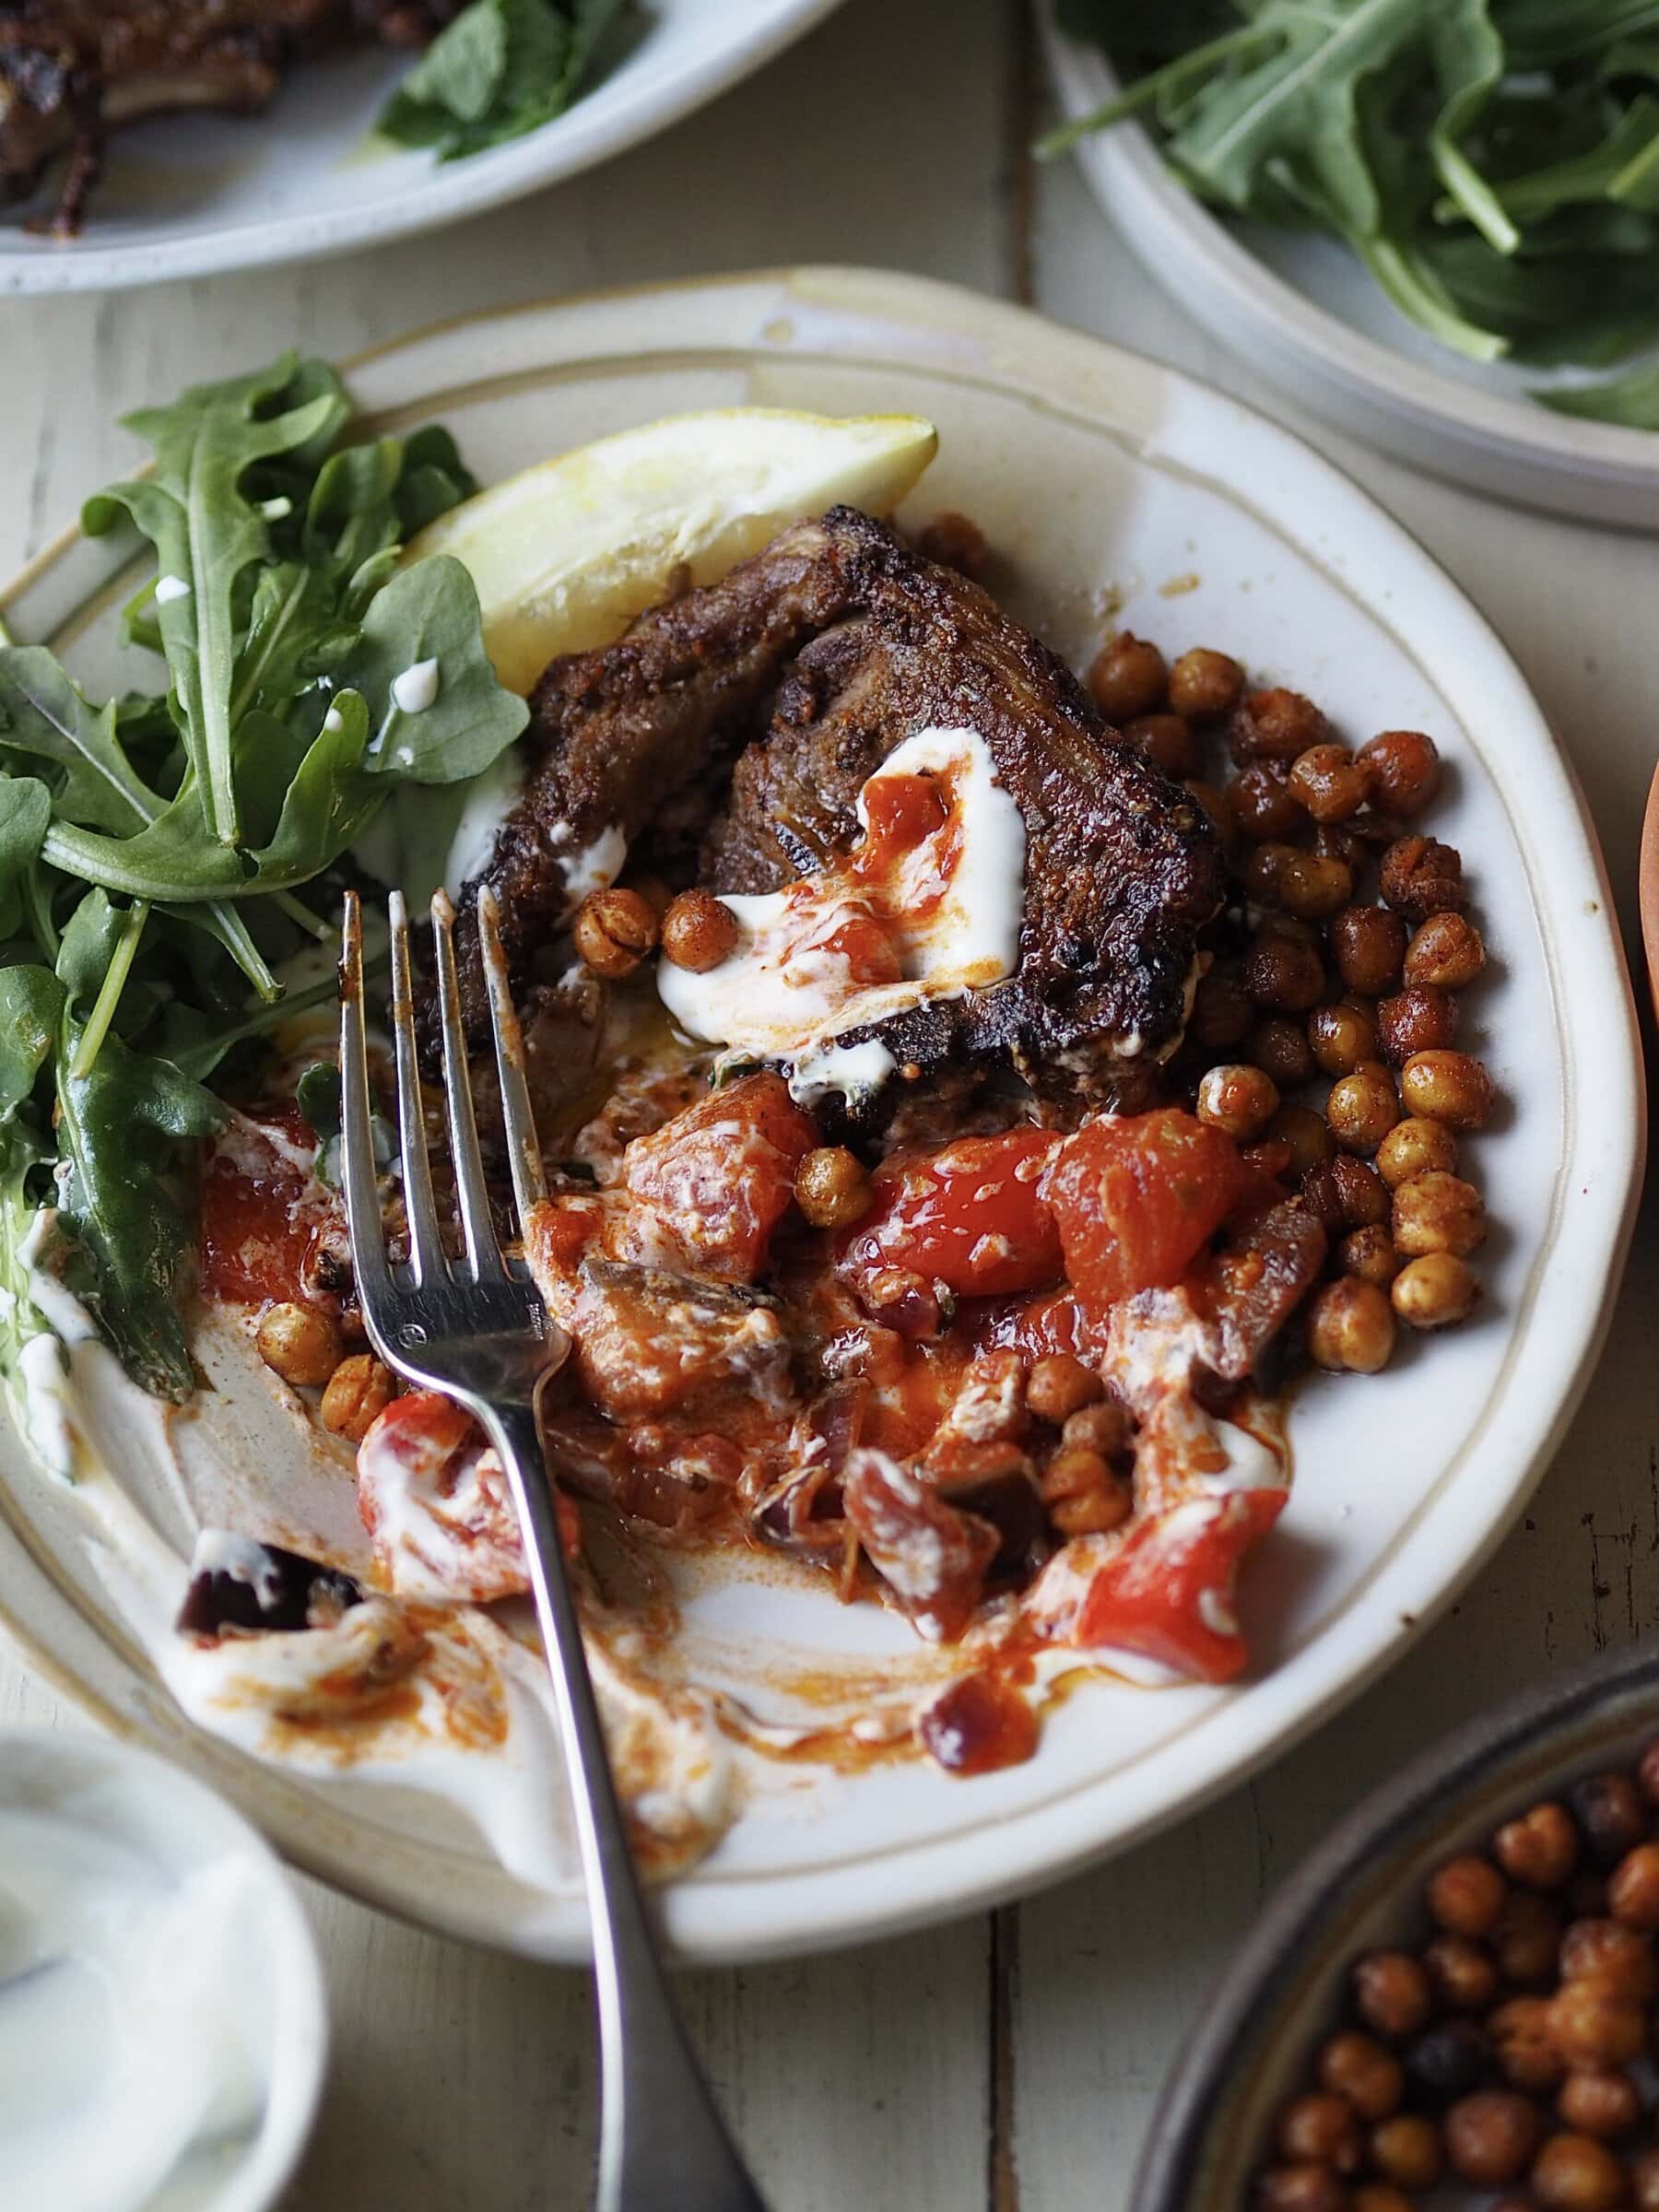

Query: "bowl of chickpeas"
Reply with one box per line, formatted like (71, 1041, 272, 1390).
(1133, 1638, 1659, 2212)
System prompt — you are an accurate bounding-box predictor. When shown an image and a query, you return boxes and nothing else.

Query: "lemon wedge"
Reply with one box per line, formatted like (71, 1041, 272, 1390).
(404, 407, 938, 696)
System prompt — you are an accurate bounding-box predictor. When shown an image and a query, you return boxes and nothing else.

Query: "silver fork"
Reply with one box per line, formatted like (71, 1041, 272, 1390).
(339, 886, 769, 2212)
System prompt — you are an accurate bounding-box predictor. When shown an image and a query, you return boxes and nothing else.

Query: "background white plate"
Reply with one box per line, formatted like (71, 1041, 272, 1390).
(0, 269, 1641, 1963)
(1041, 7, 1659, 533)
(0, 0, 844, 297)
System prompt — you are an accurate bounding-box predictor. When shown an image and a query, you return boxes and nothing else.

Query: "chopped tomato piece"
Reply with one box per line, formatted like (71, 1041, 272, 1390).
(1044, 1109, 1244, 1314)
(1070, 1488, 1286, 1683)
(622, 1071, 818, 1282)
(839, 1128, 1064, 1301)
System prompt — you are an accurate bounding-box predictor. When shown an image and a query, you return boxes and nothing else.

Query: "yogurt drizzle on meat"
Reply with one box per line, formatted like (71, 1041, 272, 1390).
(658, 726, 1026, 1104)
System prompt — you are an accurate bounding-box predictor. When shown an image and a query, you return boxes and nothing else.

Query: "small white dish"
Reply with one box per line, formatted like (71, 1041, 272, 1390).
(0, 1730, 327, 2212)
(1040, 5, 1659, 531)
(0, 0, 845, 298)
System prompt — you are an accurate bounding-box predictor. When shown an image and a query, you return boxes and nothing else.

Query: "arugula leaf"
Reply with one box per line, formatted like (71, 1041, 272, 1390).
(338, 556, 529, 784)
(53, 896, 225, 1401)
(1429, 0, 1516, 253)
(0, 647, 166, 834)
(379, 0, 622, 160)
(83, 357, 348, 849)
(0, 779, 53, 940)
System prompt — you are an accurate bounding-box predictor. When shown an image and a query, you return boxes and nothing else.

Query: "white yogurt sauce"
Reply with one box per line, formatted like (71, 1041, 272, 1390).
(656, 726, 1025, 1102)
(558, 820, 629, 908)
(442, 747, 526, 898)
(390, 658, 441, 715)
(0, 1814, 265, 2212)
(152, 575, 191, 606)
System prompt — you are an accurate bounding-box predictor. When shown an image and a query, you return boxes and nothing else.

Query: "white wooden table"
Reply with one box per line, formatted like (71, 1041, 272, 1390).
(4, 4, 1658, 2205)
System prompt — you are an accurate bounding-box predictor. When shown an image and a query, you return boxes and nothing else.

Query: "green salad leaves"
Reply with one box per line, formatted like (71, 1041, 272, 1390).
(379, 0, 623, 160)
(0, 352, 525, 1416)
(1047, 0, 1659, 418)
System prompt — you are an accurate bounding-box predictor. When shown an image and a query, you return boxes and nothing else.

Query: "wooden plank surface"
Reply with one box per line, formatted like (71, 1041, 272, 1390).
(3, 2, 1658, 2205)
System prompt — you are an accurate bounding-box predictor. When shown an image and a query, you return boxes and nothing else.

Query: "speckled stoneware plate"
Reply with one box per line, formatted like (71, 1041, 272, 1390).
(0, 269, 1641, 1964)
(1040, 7, 1659, 532)
(0, 0, 845, 297)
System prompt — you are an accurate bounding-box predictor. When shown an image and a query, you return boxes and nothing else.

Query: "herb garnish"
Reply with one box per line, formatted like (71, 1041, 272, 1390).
(379, 0, 623, 161)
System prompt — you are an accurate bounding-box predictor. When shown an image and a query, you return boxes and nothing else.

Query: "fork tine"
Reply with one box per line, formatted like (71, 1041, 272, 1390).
(477, 885, 547, 1228)
(338, 891, 391, 1308)
(387, 890, 447, 1286)
(429, 888, 506, 1282)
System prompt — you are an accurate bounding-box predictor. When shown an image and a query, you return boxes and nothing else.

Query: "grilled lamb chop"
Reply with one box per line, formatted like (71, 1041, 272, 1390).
(0, 1, 459, 233)
(443, 507, 1223, 1113)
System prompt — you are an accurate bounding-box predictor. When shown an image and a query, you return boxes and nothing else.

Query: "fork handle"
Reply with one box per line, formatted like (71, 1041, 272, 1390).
(482, 1401, 770, 2212)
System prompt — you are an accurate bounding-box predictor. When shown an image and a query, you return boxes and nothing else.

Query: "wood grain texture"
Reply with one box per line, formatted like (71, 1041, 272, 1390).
(3, 0, 1658, 2204)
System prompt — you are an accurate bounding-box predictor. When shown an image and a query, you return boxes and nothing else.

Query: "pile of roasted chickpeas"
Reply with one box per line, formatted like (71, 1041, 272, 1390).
(1256, 1747, 1659, 2211)
(1087, 629, 1494, 1382)
(254, 1300, 394, 1443)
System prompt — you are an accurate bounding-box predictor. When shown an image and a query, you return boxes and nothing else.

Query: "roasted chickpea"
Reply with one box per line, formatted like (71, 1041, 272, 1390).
(1326, 1065, 1399, 1156)
(1349, 2192, 1413, 2212)
(1559, 2069, 1641, 2139)
(1492, 1996, 1568, 2094)
(1026, 1354, 1103, 1427)
(1406, 911, 1487, 990)
(1277, 2094, 1362, 2171)
(1392, 1252, 1479, 1331)
(1547, 1981, 1645, 2069)
(1041, 1449, 1132, 1537)
(1381, 834, 1465, 919)
(1087, 631, 1167, 722)
(1197, 1062, 1281, 1142)
(1307, 1277, 1396, 1374)
(1124, 712, 1200, 780)
(1377, 1116, 1458, 1189)
(1370, 2113, 1443, 2189)
(1230, 686, 1330, 767)
(255, 1300, 343, 1388)
(1532, 2134, 1631, 2212)
(1169, 646, 1244, 719)
(1303, 1154, 1389, 1233)
(1632, 2147, 1659, 2211)
(1230, 763, 1307, 842)
(1400, 1050, 1496, 1131)
(1184, 778, 1235, 844)
(1392, 1171, 1486, 1261)
(1360, 729, 1442, 817)
(1495, 1803, 1580, 1890)
(1289, 743, 1372, 822)
(1352, 1950, 1432, 2041)
(1243, 924, 1326, 1012)
(1339, 1225, 1399, 1287)
(1559, 1919, 1657, 1998)
(1329, 905, 1408, 997)
(1309, 1002, 1381, 1078)
(917, 510, 990, 578)
(1244, 840, 1295, 905)
(1425, 1932, 1500, 2012)
(1270, 1103, 1337, 1176)
(1253, 2168, 1347, 2212)
(1377, 985, 1458, 1065)
(1607, 1842, 1659, 1932)
(1445, 2090, 1543, 2186)
(1495, 1888, 1563, 1984)
(1061, 1399, 1131, 1458)
(1279, 851, 1355, 921)
(794, 1147, 872, 1230)
(1404, 2018, 1495, 2104)
(1191, 970, 1253, 1052)
(320, 1353, 395, 1443)
(571, 885, 659, 979)
(1316, 2032, 1403, 2122)
(1250, 1016, 1317, 1088)
(661, 888, 738, 972)
(1430, 1853, 1508, 1937)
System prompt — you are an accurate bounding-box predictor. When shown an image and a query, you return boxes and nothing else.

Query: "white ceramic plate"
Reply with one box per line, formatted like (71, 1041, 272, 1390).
(1040, 7, 1659, 532)
(0, 0, 844, 298)
(0, 1729, 327, 2211)
(0, 269, 1641, 1964)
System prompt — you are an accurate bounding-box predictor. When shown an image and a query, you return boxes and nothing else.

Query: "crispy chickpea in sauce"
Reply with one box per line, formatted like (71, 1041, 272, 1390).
(1256, 1743, 1659, 2211)
(197, 582, 1497, 1789)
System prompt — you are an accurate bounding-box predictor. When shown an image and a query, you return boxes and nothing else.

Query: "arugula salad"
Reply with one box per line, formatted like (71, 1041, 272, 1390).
(0, 354, 524, 1436)
(379, 0, 623, 163)
(1047, 0, 1659, 428)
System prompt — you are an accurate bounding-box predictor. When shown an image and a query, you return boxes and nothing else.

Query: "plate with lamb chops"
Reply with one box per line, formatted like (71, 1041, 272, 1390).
(0, 0, 846, 293)
(0, 269, 1639, 1963)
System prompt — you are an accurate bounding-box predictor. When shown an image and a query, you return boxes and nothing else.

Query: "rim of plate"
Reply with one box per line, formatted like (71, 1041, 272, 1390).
(0, 269, 1643, 1964)
(0, 0, 846, 298)
(0, 1728, 329, 2211)
(1040, 8, 1659, 526)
